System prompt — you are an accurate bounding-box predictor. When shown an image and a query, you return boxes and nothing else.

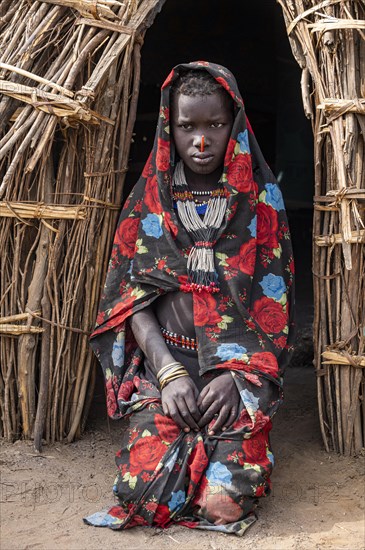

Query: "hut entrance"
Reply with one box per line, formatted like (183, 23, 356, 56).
(89, 0, 317, 452)
(84, 0, 319, 435)
(125, 0, 315, 373)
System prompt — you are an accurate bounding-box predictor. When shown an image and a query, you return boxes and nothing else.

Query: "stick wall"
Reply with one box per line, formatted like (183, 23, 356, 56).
(0, 0, 166, 451)
(277, 0, 365, 455)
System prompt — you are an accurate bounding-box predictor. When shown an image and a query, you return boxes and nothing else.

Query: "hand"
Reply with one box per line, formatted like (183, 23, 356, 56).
(197, 372, 240, 435)
(161, 376, 201, 432)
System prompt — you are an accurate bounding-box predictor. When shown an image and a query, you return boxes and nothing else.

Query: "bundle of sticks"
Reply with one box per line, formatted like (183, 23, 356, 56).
(277, 0, 365, 455)
(0, 0, 165, 451)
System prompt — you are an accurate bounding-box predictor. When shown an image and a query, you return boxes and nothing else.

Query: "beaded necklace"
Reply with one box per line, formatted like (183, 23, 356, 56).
(191, 189, 214, 196)
(172, 160, 227, 293)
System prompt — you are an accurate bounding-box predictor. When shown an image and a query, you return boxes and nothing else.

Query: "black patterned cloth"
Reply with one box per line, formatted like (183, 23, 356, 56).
(84, 61, 295, 535)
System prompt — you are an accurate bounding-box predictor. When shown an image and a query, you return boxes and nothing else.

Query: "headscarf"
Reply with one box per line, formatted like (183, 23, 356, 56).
(90, 61, 295, 420)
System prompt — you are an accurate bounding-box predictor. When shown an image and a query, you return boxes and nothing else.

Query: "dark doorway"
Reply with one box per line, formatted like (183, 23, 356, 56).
(89, 0, 315, 423)
(127, 0, 314, 342)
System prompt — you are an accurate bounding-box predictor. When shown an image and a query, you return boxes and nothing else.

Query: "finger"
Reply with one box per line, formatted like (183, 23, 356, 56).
(177, 398, 200, 430)
(178, 383, 200, 423)
(162, 401, 170, 417)
(197, 390, 216, 415)
(184, 395, 201, 424)
(198, 402, 220, 428)
(196, 386, 209, 409)
(222, 406, 239, 431)
(167, 403, 191, 432)
(208, 406, 231, 434)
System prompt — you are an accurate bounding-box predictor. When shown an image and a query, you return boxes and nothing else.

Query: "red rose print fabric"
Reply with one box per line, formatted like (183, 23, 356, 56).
(84, 399, 275, 535)
(226, 239, 256, 276)
(193, 293, 222, 326)
(114, 217, 140, 259)
(85, 62, 295, 536)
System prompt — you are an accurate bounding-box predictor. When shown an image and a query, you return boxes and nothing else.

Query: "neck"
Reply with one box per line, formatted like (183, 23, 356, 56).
(183, 164, 223, 191)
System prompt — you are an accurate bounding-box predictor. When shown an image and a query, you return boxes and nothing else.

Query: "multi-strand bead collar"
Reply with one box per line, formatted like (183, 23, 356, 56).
(190, 189, 214, 196)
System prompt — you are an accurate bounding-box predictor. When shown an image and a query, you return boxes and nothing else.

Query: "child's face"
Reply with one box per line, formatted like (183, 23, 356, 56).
(171, 91, 233, 181)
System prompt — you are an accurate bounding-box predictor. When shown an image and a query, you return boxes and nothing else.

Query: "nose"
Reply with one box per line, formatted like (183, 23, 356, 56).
(193, 133, 207, 150)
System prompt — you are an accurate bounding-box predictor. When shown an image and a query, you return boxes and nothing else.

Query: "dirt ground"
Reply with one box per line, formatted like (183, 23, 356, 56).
(1, 364, 364, 550)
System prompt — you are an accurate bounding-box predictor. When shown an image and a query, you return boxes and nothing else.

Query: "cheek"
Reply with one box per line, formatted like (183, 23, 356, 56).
(173, 131, 189, 156)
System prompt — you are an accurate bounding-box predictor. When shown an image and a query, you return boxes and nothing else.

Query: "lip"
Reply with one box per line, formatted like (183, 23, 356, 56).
(192, 153, 213, 159)
(192, 153, 214, 165)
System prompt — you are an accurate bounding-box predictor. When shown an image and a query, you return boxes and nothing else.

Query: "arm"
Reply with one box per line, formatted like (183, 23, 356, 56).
(129, 307, 175, 372)
(129, 306, 201, 432)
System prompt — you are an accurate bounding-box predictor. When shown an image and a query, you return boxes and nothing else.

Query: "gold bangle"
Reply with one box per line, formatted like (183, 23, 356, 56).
(160, 372, 189, 390)
(159, 365, 189, 386)
(158, 368, 189, 387)
(157, 364, 185, 383)
(158, 366, 188, 380)
(157, 362, 183, 378)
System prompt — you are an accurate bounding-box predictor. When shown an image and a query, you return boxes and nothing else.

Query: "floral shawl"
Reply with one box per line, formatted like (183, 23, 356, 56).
(90, 61, 295, 420)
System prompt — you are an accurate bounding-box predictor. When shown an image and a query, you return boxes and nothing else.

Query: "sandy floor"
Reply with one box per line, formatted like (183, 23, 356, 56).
(1, 365, 364, 550)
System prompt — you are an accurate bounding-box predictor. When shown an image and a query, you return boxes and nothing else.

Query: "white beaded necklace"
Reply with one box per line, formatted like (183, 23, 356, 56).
(191, 189, 214, 196)
(172, 161, 227, 292)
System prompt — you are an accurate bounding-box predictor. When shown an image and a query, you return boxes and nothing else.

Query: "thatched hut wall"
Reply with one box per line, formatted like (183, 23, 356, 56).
(0, 0, 166, 450)
(278, 0, 365, 455)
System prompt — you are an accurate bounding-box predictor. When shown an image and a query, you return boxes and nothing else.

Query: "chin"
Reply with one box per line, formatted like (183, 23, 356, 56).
(186, 162, 219, 176)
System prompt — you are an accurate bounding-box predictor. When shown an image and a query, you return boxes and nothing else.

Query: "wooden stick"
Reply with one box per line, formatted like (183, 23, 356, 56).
(76, 16, 133, 34)
(309, 19, 365, 32)
(314, 189, 365, 201)
(317, 98, 365, 116)
(315, 229, 365, 245)
(322, 351, 365, 367)
(287, 0, 344, 35)
(0, 63, 75, 97)
(37, 0, 123, 20)
(0, 80, 113, 124)
(0, 325, 45, 334)
(0, 311, 41, 324)
(0, 202, 87, 219)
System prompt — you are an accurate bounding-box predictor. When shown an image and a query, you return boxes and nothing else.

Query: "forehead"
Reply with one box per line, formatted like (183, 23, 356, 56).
(172, 92, 232, 120)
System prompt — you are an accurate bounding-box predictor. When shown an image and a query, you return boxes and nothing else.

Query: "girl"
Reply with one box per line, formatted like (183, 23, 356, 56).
(84, 61, 295, 536)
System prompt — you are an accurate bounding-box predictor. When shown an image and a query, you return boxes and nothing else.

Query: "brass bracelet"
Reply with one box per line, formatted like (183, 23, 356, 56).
(156, 361, 182, 379)
(158, 367, 188, 386)
(158, 362, 189, 390)
(160, 372, 189, 391)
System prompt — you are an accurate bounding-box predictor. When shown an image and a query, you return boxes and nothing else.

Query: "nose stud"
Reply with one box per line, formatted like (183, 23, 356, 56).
(200, 135, 205, 153)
